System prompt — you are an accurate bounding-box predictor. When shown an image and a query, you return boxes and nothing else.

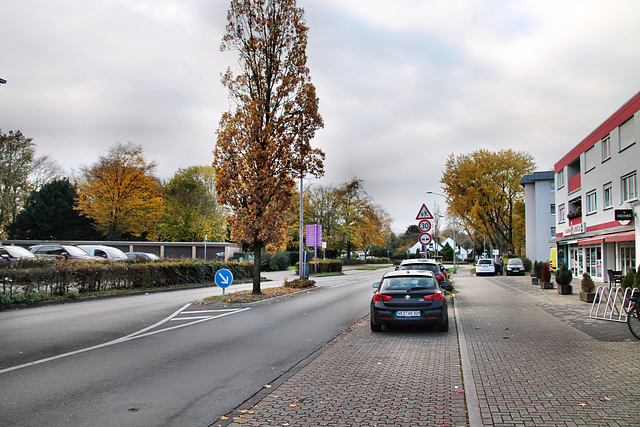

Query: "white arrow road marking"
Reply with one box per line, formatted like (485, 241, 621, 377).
(0, 304, 250, 375)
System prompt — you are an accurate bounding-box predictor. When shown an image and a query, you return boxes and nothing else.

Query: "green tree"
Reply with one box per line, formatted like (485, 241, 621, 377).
(440, 149, 535, 253)
(76, 143, 165, 240)
(159, 166, 227, 242)
(8, 179, 100, 240)
(214, 0, 324, 294)
(0, 130, 35, 236)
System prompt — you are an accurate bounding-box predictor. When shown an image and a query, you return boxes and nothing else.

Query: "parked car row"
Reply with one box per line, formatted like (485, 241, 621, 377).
(0, 244, 161, 262)
(475, 257, 526, 276)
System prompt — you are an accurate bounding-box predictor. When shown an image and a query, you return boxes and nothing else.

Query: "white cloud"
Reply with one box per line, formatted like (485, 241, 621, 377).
(1, 0, 639, 235)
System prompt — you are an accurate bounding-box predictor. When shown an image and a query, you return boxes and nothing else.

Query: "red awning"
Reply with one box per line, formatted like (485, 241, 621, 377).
(604, 231, 636, 243)
(577, 237, 604, 246)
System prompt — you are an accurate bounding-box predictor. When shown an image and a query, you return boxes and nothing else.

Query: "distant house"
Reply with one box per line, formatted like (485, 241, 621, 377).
(407, 237, 468, 260)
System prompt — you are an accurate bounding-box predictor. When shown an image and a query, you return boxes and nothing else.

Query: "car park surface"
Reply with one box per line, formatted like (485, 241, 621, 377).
(370, 269, 449, 332)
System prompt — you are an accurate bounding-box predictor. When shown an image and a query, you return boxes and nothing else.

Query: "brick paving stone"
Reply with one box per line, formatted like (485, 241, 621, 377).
(213, 271, 640, 427)
(216, 309, 467, 427)
(456, 273, 640, 427)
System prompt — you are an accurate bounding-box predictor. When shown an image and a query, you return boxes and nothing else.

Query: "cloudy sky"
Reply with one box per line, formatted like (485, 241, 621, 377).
(1, 0, 639, 234)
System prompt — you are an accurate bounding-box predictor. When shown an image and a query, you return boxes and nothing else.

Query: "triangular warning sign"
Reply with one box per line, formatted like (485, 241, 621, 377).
(416, 204, 434, 220)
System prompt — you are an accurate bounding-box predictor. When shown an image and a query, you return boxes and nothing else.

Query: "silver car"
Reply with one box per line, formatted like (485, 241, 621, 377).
(506, 258, 525, 276)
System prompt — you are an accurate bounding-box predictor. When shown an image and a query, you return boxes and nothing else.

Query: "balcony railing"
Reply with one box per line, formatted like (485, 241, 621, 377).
(568, 174, 581, 193)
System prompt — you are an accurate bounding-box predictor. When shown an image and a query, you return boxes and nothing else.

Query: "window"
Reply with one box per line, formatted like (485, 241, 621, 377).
(619, 116, 635, 151)
(585, 246, 603, 279)
(557, 169, 565, 189)
(601, 136, 611, 161)
(621, 172, 637, 202)
(584, 146, 596, 172)
(558, 204, 566, 223)
(550, 204, 556, 215)
(603, 183, 613, 209)
(551, 227, 556, 237)
(550, 181, 555, 191)
(586, 190, 597, 214)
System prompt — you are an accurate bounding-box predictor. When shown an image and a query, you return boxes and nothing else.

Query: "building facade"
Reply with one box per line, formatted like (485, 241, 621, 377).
(520, 171, 556, 263)
(552, 91, 640, 282)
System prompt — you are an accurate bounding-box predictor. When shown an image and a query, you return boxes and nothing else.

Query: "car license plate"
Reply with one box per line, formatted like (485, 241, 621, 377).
(396, 311, 420, 317)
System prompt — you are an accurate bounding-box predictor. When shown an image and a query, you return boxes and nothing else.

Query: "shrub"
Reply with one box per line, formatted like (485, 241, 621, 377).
(283, 278, 316, 289)
(521, 256, 532, 273)
(622, 267, 637, 290)
(534, 261, 542, 279)
(555, 263, 573, 286)
(541, 262, 551, 283)
(581, 272, 595, 293)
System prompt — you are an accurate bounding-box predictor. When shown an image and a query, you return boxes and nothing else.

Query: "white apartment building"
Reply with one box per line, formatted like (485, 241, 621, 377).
(520, 171, 556, 263)
(552, 91, 640, 282)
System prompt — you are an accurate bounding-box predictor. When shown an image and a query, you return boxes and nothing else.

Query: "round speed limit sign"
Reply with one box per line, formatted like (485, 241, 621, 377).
(418, 220, 431, 233)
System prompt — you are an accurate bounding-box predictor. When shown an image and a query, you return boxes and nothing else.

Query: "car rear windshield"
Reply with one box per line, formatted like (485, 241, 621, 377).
(380, 276, 435, 291)
(478, 259, 492, 265)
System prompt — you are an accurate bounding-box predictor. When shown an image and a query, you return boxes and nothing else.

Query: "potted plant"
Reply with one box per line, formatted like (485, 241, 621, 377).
(556, 263, 573, 295)
(532, 261, 541, 285)
(539, 262, 553, 289)
(579, 272, 596, 302)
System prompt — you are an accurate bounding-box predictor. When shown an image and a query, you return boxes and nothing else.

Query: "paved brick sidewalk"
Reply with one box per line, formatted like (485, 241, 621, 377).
(213, 272, 640, 427)
(215, 309, 467, 426)
(457, 274, 640, 426)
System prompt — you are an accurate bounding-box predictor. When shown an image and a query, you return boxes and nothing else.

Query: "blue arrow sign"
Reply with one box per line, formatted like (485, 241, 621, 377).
(215, 269, 233, 289)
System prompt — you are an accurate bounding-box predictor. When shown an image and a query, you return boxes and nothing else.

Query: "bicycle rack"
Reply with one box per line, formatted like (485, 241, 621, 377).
(589, 286, 634, 322)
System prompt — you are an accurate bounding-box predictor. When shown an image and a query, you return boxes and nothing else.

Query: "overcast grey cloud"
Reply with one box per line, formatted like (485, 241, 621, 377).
(1, 0, 639, 234)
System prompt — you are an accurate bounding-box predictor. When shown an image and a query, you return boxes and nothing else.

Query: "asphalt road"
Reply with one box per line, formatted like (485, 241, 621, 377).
(0, 267, 392, 426)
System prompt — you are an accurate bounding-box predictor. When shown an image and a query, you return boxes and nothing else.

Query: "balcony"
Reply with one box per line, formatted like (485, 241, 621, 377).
(568, 174, 581, 193)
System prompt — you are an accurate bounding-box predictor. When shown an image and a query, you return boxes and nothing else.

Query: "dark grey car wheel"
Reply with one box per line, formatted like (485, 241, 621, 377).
(370, 317, 382, 332)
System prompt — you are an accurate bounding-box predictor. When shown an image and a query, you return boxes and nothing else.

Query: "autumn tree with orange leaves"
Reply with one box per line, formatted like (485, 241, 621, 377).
(214, 0, 324, 294)
(440, 149, 534, 255)
(75, 143, 165, 240)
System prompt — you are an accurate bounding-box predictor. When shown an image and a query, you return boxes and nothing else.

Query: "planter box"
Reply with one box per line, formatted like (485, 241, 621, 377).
(580, 291, 597, 303)
(531, 276, 539, 285)
(539, 281, 554, 289)
(557, 284, 573, 295)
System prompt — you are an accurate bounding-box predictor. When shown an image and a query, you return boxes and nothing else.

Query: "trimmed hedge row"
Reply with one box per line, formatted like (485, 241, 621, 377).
(341, 257, 391, 265)
(296, 260, 343, 275)
(0, 260, 254, 307)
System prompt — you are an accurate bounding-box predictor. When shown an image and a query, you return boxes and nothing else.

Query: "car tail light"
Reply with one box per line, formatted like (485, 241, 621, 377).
(436, 274, 445, 281)
(373, 293, 392, 302)
(424, 292, 444, 301)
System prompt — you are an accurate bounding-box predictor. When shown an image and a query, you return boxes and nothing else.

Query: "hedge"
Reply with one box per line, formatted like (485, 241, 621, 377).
(0, 259, 254, 307)
(295, 260, 343, 275)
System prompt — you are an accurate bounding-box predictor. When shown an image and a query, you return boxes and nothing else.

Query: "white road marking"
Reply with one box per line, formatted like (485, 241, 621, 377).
(0, 304, 250, 375)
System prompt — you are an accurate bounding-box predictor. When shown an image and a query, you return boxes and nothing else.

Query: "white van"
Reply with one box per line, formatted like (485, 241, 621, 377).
(78, 245, 128, 261)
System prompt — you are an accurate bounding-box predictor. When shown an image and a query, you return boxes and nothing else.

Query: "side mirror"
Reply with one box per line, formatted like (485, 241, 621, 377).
(372, 282, 380, 289)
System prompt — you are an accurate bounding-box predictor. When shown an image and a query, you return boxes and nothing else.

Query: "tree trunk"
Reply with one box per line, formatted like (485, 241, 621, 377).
(252, 240, 263, 295)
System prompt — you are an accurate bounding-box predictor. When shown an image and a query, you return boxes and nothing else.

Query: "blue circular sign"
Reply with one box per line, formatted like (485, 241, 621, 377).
(215, 269, 233, 289)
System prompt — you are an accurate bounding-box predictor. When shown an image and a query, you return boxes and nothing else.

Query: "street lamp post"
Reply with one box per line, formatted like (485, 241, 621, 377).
(426, 191, 457, 274)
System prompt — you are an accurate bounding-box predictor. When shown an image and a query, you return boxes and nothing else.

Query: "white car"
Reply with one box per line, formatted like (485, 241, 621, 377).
(475, 259, 496, 276)
(78, 245, 128, 261)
